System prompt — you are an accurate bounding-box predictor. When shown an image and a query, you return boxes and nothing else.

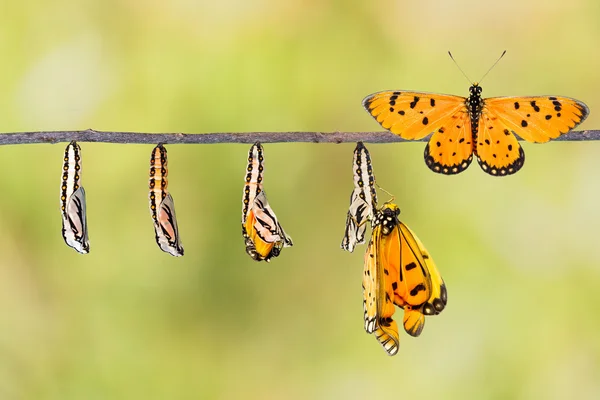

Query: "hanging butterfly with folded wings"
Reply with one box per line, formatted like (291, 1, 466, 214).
(363, 52, 589, 176)
(341, 142, 378, 252)
(149, 144, 184, 256)
(60, 141, 90, 254)
(241, 142, 293, 262)
(363, 202, 447, 356)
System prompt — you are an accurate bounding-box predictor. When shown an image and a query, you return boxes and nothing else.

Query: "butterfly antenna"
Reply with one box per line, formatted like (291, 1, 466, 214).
(448, 51, 472, 85)
(478, 50, 506, 85)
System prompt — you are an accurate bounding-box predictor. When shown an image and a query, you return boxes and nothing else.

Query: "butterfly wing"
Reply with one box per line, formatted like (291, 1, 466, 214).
(63, 186, 90, 254)
(341, 142, 377, 252)
(402, 223, 447, 316)
(475, 96, 587, 176)
(393, 222, 447, 336)
(154, 193, 184, 257)
(363, 91, 474, 174)
(402, 306, 426, 337)
(424, 111, 474, 174)
(363, 226, 380, 334)
(363, 91, 467, 140)
(363, 219, 400, 355)
(484, 96, 589, 143)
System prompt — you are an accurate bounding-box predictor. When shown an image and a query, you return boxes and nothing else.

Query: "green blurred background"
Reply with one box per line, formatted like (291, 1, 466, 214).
(1, 0, 599, 398)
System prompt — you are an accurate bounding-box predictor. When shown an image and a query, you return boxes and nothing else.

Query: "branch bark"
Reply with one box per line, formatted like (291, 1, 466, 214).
(1, 129, 599, 145)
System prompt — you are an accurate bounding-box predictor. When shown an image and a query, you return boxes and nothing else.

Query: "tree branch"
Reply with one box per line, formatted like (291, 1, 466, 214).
(1, 129, 599, 145)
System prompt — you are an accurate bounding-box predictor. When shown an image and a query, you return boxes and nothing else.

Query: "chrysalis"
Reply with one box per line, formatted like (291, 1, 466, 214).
(149, 144, 184, 257)
(60, 141, 90, 254)
(241, 142, 292, 262)
(341, 142, 378, 252)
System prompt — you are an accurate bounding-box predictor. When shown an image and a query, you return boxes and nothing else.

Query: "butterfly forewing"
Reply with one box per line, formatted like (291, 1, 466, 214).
(400, 223, 447, 316)
(60, 141, 90, 254)
(149, 144, 184, 257)
(341, 142, 378, 252)
(363, 91, 466, 140)
(484, 96, 589, 143)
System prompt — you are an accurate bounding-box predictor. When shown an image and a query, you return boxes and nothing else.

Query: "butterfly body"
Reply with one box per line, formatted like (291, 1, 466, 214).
(364, 84, 588, 176)
(363, 202, 447, 355)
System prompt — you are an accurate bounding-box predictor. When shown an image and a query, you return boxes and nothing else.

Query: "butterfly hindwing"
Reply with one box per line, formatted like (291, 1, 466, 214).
(476, 115, 525, 175)
(402, 306, 426, 337)
(424, 111, 474, 174)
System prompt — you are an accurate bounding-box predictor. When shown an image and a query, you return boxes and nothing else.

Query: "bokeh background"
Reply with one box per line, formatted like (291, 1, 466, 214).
(1, 0, 599, 399)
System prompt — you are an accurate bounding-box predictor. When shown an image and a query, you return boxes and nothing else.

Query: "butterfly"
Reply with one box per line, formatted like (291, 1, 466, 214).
(363, 63, 589, 176)
(363, 202, 447, 355)
(60, 141, 90, 254)
(341, 142, 378, 252)
(242, 142, 293, 262)
(149, 144, 184, 256)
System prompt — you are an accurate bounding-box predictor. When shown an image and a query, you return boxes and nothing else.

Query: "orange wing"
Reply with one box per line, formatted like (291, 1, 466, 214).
(363, 91, 467, 140)
(401, 223, 447, 316)
(475, 95, 588, 176)
(363, 91, 474, 174)
(388, 221, 447, 337)
(484, 96, 589, 143)
(424, 111, 474, 174)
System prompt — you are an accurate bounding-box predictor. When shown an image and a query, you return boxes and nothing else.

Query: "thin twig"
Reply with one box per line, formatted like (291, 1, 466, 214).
(0, 129, 599, 145)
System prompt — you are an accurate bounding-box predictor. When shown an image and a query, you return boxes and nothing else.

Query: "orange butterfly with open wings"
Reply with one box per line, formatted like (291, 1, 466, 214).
(363, 55, 589, 176)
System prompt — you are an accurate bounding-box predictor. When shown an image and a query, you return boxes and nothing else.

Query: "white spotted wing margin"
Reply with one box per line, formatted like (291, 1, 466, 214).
(60, 141, 90, 254)
(341, 142, 378, 252)
(154, 193, 184, 257)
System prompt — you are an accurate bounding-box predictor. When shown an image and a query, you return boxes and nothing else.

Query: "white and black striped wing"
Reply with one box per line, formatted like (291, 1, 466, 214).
(62, 186, 90, 254)
(251, 191, 293, 247)
(154, 193, 184, 257)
